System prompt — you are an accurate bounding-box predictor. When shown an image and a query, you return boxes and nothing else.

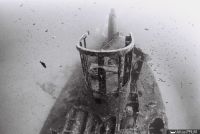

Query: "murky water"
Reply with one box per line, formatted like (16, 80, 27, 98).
(0, 0, 200, 133)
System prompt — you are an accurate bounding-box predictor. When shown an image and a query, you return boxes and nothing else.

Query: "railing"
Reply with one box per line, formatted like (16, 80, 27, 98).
(76, 32, 135, 134)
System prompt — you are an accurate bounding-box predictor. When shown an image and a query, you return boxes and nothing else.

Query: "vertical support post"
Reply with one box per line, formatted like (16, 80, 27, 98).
(83, 37, 87, 48)
(80, 53, 90, 89)
(123, 50, 133, 86)
(118, 55, 124, 93)
(98, 54, 106, 94)
(116, 55, 125, 133)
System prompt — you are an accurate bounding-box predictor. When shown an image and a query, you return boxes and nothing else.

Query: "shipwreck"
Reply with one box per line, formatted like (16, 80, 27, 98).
(40, 9, 168, 134)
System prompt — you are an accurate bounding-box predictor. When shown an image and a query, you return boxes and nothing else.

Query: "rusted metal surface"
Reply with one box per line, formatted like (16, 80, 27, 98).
(120, 47, 168, 134)
(40, 10, 167, 134)
(77, 33, 134, 133)
(58, 34, 167, 134)
(40, 34, 167, 134)
(134, 53, 168, 134)
(76, 33, 134, 57)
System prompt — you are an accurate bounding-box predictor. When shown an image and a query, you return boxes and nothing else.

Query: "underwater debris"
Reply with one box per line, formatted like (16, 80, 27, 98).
(40, 61, 46, 68)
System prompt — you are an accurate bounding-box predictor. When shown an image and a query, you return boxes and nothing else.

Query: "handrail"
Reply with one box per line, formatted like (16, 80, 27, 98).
(76, 32, 134, 56)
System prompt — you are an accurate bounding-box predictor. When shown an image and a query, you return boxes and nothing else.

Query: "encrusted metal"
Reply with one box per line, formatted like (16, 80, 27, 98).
(40, 10, 168, 134)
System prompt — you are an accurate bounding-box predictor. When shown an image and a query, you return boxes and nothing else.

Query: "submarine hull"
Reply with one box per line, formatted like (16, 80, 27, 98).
(39, 47, 167, 134)
(40, 9, 167, 134)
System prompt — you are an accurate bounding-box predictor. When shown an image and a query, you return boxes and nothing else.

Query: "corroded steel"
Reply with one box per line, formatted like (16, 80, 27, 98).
(76, 32, 134, 134)
(40, 10, 167, 134)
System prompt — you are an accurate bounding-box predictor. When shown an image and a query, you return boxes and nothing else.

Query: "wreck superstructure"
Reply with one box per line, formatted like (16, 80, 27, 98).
(40, 9, 168, 134)
(76, 31, 134, 133)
